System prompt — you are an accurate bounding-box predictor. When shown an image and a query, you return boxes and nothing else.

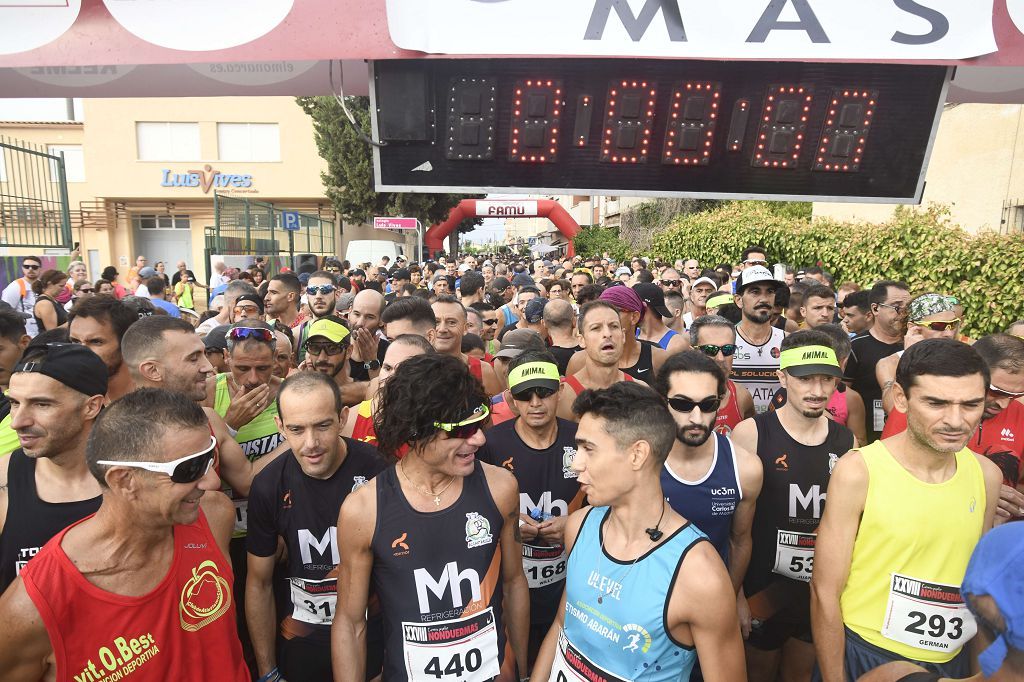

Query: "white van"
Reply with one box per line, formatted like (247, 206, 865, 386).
(344, 240, 407, 267)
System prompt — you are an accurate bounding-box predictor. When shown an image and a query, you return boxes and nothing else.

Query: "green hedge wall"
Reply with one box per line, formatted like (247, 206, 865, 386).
(650, 202, 1024, 337)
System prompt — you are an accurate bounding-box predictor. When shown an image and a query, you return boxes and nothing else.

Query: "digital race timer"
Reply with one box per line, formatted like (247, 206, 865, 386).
(369, 59, 950, 203)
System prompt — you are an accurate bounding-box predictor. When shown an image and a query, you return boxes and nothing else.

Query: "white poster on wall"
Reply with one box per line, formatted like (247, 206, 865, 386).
(386, 0, 996, 60)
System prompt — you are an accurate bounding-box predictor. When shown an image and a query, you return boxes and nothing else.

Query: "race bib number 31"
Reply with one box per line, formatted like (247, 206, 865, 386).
(290, 577, 338, 626)
(881, 573, 977, 653)
(549, 629, 628, 682)
(772, 530, 815, 583)
(403, 607, 500, 682)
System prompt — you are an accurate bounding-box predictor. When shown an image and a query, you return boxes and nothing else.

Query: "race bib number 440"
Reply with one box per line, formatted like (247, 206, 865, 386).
(881, 573, 977, 653)
(772, 530, 815, 583)
(403, 607, 500, 682)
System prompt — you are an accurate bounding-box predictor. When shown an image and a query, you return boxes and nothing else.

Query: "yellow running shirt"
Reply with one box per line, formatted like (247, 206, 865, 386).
(841, 440, 985, 663)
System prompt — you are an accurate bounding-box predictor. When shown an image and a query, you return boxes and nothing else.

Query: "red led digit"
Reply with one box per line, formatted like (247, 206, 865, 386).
(813, 88, 878, 173)
(751, 84, 814, 169)
(601, 80, 657, 164)
(662, 81, 721, 166)
(509, 79, 563, 163)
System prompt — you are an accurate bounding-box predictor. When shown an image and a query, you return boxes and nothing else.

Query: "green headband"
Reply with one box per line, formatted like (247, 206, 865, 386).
(779, 345, 840, 370)
(507, 361, 560, 389)
(706, 293, 734, 309)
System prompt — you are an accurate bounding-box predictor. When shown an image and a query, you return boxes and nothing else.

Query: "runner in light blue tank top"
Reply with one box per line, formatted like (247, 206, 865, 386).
(556, 507, 705, 682)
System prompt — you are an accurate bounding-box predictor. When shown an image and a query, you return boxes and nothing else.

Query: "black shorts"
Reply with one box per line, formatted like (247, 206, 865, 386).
(746, 607, 813, 651)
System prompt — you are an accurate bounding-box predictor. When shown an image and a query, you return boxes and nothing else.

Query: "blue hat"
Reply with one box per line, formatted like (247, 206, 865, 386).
(962, 522, 1024, 675)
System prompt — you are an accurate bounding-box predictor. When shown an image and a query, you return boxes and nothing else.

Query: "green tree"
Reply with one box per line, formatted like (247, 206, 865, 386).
(296, 96, 481, 252)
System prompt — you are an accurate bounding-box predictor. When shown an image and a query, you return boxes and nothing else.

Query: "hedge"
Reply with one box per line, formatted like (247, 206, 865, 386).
(649, 201, 1024, 337)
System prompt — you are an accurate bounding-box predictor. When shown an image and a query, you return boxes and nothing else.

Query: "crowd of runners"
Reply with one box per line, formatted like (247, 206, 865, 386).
(0, 246, 1021, 682)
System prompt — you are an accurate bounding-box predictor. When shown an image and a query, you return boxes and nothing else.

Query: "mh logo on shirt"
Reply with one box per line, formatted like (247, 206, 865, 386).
(521, 491, 568, 517)
(298, 527, 339, 566)
(413, 562, 482, 613)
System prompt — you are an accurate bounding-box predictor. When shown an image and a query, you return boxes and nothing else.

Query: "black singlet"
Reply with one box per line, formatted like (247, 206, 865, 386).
(0, 449, 101, 591)
(247, 438, 386, 642)
(622, 339, 656, 382)
(477, 418, 584, 625)
(371, 462, 514, 682)
(744, 411, 854, 604)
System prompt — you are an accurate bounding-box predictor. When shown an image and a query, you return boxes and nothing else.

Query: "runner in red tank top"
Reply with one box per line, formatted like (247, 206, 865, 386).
(432, 296, 502, 396)
(0, 389, 248, 681)
(715, 380, 745, 435)
(557, 302, 637, 421)
(689, 314, 756, 435)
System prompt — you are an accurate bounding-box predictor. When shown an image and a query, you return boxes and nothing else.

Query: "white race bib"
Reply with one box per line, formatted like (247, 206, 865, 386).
(232, 498, 248, 537)
(873, 399, 886, 433)
(772, 530, 815, 583)
(881, 573, 977, 653)
(289, 577, 338, 626)
(549, 629, 629, 682)
(523, 544, 567, 589)
(402, 607, 500, 682)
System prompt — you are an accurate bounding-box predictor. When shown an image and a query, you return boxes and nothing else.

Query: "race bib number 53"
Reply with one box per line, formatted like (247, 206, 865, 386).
(881, 573, 977, 653)
(403, 607, 500, 682)
(772, 530, 815, 583)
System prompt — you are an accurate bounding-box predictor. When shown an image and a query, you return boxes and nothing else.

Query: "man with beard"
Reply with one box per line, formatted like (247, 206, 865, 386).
(264, 272, 305, 330)
(557, 301, 637, 421)
(730, 330, 855, 682)
(0, 345, 107, 591)
(246, 373, 386, 681)
(655, 350, 762, 607)
(731, 266, 787, 414)
(812, 339, 1002, 681)
(299, 316, 358, 397)
(690, 315, 756, 435)
(477, 351, 583, 663)
(431, 296, 502, 396)
(347, 289, 388, 385)
(296, 271, 341, 364)
(121, 316, 254, 499)
(68, 295, 138, 401)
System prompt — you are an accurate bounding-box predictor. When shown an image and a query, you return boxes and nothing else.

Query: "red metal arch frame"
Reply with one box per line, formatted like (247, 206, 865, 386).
(426, 199, 580, 257)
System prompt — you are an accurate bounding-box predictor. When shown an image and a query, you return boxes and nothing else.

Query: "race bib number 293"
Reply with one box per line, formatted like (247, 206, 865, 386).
(881, 573, 977, 653)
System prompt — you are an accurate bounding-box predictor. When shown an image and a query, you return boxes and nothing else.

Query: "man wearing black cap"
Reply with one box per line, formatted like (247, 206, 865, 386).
(521, 297, 550, 343)
(634, 282, 689, 354)
(204, 324, 231, 374)
(0, 344, 108, 591)
(732, 265, 787, 414)
(385, 268, 410, 304)
(68, 295, 139, 402)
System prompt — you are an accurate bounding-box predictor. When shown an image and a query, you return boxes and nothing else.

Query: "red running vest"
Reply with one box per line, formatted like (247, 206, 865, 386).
(20, 509, 249, 682)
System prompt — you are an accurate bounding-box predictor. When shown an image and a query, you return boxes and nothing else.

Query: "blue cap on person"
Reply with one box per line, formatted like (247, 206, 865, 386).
(962, 522, 1024, 676)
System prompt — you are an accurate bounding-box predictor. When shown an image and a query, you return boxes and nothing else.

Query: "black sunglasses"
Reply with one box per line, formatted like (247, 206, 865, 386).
(511, 386, 558, 402)
(483, 319, 498, 326)
(661, 279, 681, 287)
(305, 341, 348, 356)
(697, 343, 737, 357)
(22, 263, 40, 270)
(668, 396, 721, 414)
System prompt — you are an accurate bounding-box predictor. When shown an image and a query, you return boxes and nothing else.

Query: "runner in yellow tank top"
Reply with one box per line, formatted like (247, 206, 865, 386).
(811, 339, 1003, 682)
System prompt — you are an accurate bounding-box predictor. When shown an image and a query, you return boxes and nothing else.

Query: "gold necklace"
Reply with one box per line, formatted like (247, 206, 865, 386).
(399, 459, 456, 507)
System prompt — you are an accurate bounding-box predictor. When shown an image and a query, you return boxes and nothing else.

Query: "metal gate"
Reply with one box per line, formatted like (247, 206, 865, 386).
(0, 137, 73, 249)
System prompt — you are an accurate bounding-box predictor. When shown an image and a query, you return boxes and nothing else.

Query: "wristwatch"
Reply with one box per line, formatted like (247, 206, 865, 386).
(363, 359, 381, 371)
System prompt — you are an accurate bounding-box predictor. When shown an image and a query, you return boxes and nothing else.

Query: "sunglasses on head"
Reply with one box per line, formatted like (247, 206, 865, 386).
(511, 385, 558, 402)
(306, 284, 336, 296)
(96, 436, 217, 484)
(305, 341, 348, 356)
(697, 343, 737, 357)
(435, 404, 490, 439)
(668, 396, 721, 414)
(911, 319, 961, 332)
(661, 279, 681, 287)
(228, 327, 274, 343)
(990, 384, 1024, 399)
(22, 263, 40, 270)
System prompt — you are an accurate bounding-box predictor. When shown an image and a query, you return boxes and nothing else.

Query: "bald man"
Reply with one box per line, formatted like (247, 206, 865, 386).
(347, 289, 388, 385)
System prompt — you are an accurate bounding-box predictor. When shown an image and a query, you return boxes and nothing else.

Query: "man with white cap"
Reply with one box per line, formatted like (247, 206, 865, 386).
(686, 274, 723, 329)
(732, 265, 787, 414)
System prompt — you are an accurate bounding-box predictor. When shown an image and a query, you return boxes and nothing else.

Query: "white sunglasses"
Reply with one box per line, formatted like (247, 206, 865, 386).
(97, 436, 217, 483)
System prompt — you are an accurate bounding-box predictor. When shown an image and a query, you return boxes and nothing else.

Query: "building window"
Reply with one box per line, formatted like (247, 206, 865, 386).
(134, 214, 191, 230)
(136, 122, 201, 161)
(47, 145, 85, 183)
(217, 123, 280, 162)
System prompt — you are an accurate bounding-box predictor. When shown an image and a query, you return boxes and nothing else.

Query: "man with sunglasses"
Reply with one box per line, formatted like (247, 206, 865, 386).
(691, 315, 756, 435)
(332, 353, 529, 682)
(0, 388, 249, 682)
(658, 266, 683, 295)
(295, 270, 341, 364)
(812, 339, 1002, 682)
(477, 351, 582, 662)
(300, 316, 355, 386)
(655, 351, 763, 640)
(0, 344, 107, 592)
(2, 256, 42, 338)
(740, 245, 769, 271)
(845, 280, 910, 442)
(730, 330, 856, 682)
(246, 372, 386, 682)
